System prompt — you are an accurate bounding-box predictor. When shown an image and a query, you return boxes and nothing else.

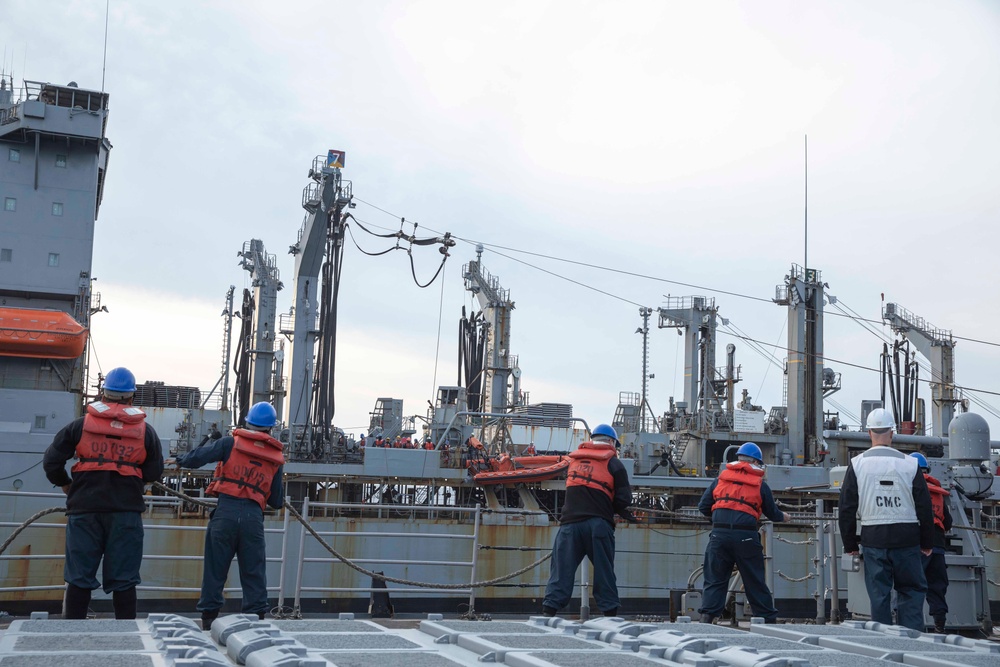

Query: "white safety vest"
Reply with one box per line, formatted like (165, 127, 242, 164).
(853, 447, 919, 526)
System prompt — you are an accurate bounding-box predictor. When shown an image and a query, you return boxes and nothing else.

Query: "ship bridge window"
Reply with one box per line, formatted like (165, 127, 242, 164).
(52, 202, 63, 216)
(8, 148, 20, 162)
(55, 154, 67, 168)
(34, 415, 46, 430)
(0, 249, 11, 262)
(4, 197, 15, 212)
(48, 253, 59, 267)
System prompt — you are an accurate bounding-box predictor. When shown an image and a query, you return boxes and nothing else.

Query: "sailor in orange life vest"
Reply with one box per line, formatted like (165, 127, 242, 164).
(169, 401, 284, 629)
(910, 452, 952, 633)
(42, 367, 164, 620)
(542, 424, 636, 618)
(697, 442, 789, 624)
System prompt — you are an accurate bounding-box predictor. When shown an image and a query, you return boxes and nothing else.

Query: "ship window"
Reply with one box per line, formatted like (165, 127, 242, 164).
(52, 202, 63, 216)
(55, 154, 67, 168)
(8, 148, 20, 162)
(34, 415, 46, 429)
(3, 197, 15, 212)
(0, 249, 10, 262)
(48, 253, 59, 267)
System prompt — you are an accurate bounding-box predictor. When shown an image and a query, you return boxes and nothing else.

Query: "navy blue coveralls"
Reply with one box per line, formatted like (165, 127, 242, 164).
(177, 436, 283, 618)
(42, 411, 163, 616)
(697, 473, 785, 622)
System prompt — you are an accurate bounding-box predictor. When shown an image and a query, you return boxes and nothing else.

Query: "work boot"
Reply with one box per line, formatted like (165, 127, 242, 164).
(699, 613, 715, 624)
(63, 584, 92, 620)
(542, 606, 557, 618)
(112, 587, 137, 620)
(933, 616, 947, 634)
(201, 610, 219, 631)
(602, 608, 619, 617)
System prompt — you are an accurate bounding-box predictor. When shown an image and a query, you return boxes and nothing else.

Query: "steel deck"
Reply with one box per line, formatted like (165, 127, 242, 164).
(0, 613, 997, 666)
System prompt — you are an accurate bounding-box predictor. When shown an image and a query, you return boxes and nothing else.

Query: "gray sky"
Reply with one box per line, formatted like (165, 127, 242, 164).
(4, 0, 999, 440)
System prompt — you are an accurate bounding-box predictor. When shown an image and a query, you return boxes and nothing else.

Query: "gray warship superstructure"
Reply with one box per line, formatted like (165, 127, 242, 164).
(0, 76, 998, 640)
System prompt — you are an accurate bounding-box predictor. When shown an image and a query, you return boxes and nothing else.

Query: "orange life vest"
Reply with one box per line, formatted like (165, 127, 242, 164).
(72, 402, 147, 478)
(566, 441, 617, 500)
(924, 473, 949, 531)
(206, 429, 285, 509)
(712, 461, 765, 519)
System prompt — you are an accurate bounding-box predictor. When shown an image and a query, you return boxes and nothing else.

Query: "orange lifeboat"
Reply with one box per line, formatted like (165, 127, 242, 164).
(0, 308, 88, 359)
(474, 456, 570, 486)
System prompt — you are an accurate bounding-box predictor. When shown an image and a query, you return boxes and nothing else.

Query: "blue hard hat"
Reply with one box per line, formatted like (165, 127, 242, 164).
(592, 423, 619, 445)
(909, 452, 929, 470)
(736, 442, 763, 463)
(246, 402, 277, 428)
(103, 367, 136, 393)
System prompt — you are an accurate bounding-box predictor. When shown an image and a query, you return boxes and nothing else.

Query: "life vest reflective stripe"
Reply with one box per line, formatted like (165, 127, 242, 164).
(712, 462, 765, 518)
(925, 473, 949, 531)
(854, 447, 919, 526)
(206, 429, 284, 510)
(72, 402, 147, 478)
(566, 441, 616, 500)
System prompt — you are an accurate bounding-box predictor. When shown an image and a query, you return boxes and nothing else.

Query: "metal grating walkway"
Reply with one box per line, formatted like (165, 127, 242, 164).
(0, 613, 996, 666)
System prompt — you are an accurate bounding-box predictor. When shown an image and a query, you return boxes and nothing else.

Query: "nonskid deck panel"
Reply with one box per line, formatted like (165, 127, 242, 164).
(0, 613, 996, 666)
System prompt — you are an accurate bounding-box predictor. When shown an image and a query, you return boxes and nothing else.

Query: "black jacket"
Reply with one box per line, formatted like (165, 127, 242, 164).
(560, 455, 634, 527)
(43, 413, 164, 514)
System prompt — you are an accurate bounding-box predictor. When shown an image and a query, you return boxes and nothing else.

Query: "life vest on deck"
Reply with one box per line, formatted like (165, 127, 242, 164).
(207, 429, 284, 509)
(924, 472, 949, 531)
(566, 441, 616, 500)
(712, 461, 765, 519)
(73, 402, 147, 478)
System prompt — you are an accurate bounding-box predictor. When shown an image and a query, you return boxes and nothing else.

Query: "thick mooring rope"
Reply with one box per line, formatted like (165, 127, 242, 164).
(151, 481, 551, 590)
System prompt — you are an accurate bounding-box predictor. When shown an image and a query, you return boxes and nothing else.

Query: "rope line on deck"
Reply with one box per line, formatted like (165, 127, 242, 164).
(0, 506, 65, 556)
(151, 481, 551, 590)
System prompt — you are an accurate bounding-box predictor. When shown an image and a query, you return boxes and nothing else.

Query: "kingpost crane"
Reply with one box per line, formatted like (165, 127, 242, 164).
(883, 302, 958, 437)
(285, 151, 353, 456)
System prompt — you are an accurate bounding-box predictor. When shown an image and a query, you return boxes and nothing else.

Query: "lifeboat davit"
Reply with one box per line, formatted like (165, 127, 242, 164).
(0, 308, 88, 359)
(473, 455, 570, 485)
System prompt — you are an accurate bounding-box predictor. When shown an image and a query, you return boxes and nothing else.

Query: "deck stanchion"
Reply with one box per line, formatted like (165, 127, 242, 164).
(292, 496, 310, 615)
(468, 503, 482, 613)
(277, 495, 292, 610)
(828, 509, 840, 623)
(815, 499, 826, 624)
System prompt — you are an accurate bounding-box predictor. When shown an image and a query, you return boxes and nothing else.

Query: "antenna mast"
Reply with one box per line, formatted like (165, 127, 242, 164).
(804, 135, 808, 271)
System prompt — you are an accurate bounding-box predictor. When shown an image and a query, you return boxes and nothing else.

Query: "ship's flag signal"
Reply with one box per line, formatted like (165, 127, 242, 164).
(327, 150, 345, 169)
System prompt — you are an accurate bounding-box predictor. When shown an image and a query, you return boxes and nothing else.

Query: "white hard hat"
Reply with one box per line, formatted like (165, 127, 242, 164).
(865, 408, 895, 430)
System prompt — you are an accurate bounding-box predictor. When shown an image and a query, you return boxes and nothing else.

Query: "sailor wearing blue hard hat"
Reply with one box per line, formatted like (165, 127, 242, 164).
(696, 442, 788, 624)
(542, 423, 637, 619)
(170, 402, 284, 629)
(838, 408, 934, 632)
(909, 452, 952, 633)
(43, 367, 164, 620)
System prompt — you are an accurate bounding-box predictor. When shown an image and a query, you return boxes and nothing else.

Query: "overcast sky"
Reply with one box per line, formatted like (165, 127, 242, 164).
(4, 0, 999, 440)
